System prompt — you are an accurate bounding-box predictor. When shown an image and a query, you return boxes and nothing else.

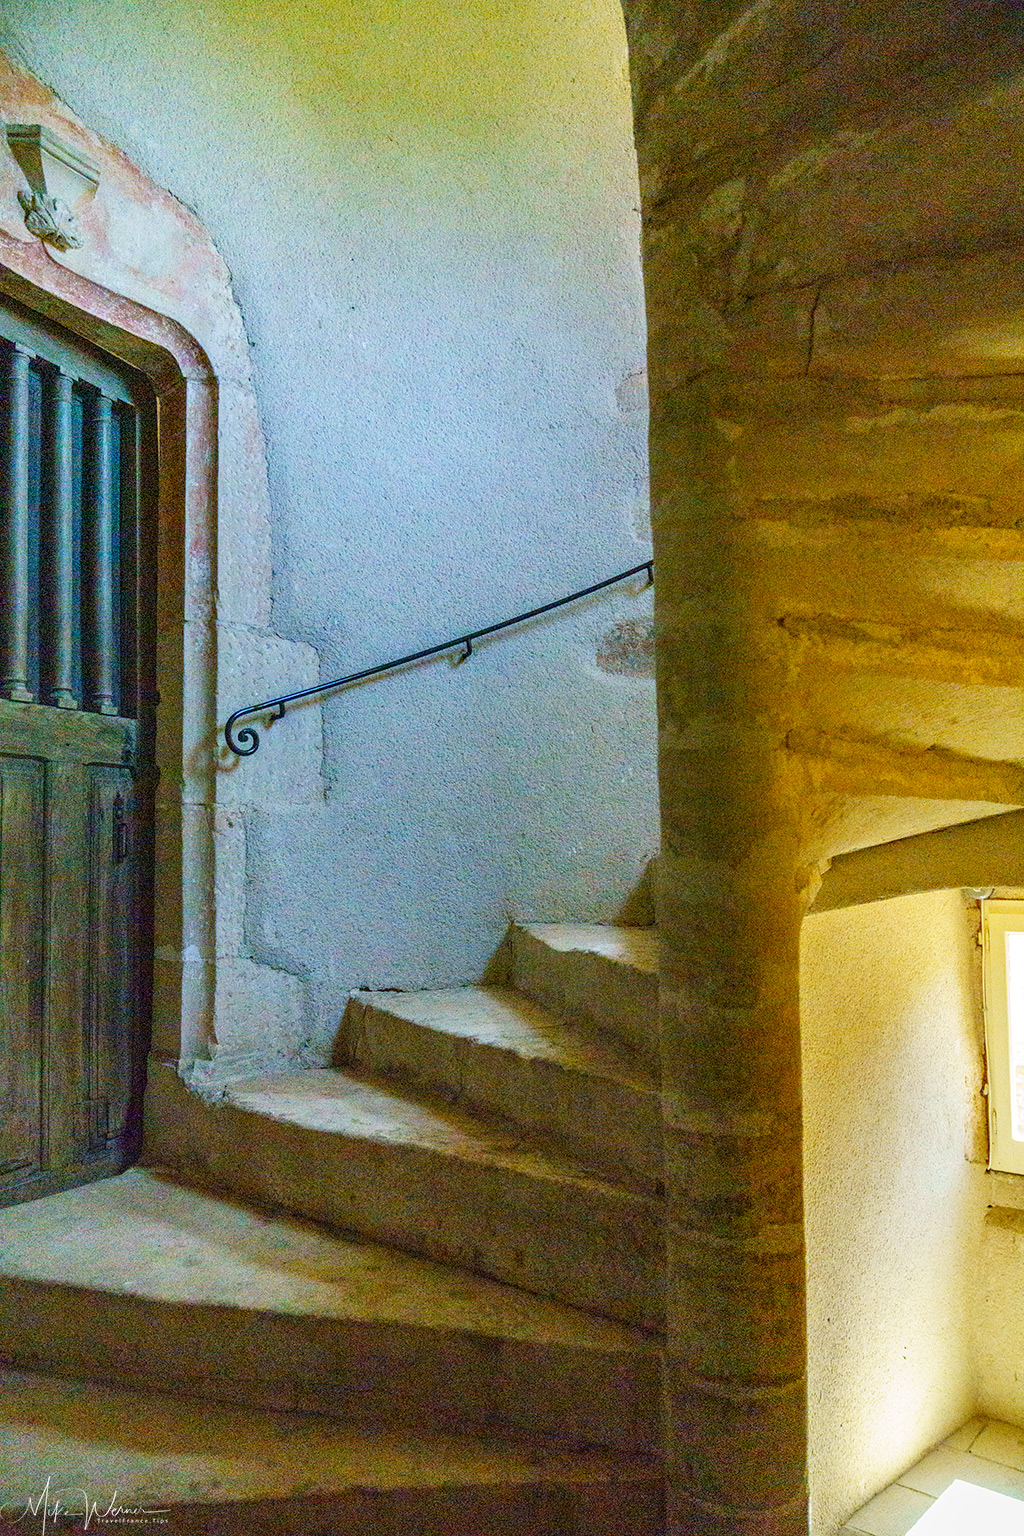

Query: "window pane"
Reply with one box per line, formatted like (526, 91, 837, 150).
(1005, 929, 1024, 1140)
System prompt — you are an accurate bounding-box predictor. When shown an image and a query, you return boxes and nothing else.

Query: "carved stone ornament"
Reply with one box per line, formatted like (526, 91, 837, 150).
(17, 188, 82, 250)
(5, 126, 99, 250)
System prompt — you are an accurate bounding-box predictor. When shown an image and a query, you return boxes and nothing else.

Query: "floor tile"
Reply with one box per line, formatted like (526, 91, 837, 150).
(898, 1444, 1024, 1500)
(971, 1420, 1024, 1472)
(942, 1416, 986, 1452)
(844, 1484, 933, 1536)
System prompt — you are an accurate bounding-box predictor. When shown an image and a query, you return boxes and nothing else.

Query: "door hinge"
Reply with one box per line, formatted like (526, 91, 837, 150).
(112, 792, 130, 863)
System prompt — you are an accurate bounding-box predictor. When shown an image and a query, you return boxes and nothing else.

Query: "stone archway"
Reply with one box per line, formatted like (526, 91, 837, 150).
(0, 52, 319, 1102)
(0, 223, 223, 1142)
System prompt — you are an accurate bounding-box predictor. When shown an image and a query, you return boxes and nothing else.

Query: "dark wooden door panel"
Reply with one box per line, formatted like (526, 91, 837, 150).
(0, 706, 138, 1199)
(44, 758, 90, 1170)
(0, 697, 136, 763)
(0, 754, 44, 1181)
(0, 296, 152, 1207)
(0, 742, 141, 1205)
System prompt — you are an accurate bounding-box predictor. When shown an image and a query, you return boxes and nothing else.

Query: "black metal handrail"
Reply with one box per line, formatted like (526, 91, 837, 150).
(224, 559, 654, 756)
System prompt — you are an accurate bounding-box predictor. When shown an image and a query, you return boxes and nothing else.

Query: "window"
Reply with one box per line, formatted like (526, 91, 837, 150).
(907, 1479, 1024, 1534)
(981, 899, 1024, 1175)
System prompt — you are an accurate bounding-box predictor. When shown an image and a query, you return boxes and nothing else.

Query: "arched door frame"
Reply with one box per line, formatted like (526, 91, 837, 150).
(0, 231, 217, 1079)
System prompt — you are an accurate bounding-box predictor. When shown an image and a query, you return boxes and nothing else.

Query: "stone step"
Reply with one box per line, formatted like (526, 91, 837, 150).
(146, 1062, 665, 1331)
(0, 1168, 661, 1455)
(509, 924, 660, 1067)
(0, 1367, 664, 1535)
(342, 984, 662, 1194)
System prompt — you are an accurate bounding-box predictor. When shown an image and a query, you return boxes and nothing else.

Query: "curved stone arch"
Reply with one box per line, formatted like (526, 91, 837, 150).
(0, 233, 219, 1065)
(0, 56, 319, 1080)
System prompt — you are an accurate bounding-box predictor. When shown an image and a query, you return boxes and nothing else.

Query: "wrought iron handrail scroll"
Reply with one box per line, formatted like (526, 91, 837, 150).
(224, 559, 654, 756)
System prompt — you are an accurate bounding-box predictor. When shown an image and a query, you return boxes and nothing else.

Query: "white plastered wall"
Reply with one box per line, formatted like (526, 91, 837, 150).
(3, 0, 658, 1064)
(801, 889, 988, 1536)
(972, 891, 1024, 1430)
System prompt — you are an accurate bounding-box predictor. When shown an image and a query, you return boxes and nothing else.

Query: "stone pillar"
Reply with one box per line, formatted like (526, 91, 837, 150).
(653, 378, 812, 1534)
(622, 3, 1024, 1530)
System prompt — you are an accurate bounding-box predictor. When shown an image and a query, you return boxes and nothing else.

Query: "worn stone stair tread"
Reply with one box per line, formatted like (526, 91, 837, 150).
(146, 1062, 665, 1328)
(223, 1067, 654, 1196)
(345, 984, 662, 1193)
(0, 1167, 648, 1352)
(352, 984, 656, 1089)
(0, 1167, 662, 1451)
(0, 1368, 664, 1535)
(509, 923, 660, 1068)
(520, 923, 658, 973)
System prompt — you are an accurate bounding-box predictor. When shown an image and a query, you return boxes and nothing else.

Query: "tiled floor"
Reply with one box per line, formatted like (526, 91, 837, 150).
(844, 1418, 1024, 1534)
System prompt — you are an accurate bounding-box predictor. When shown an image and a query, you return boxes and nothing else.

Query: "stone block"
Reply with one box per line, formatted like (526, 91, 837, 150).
(812, 248, 1024, 380)
(148, 1066, 665, 1330)
(509, 923, 660, 1068)
(210, 956, 306, 1061)
(660, 373, 1024, 513)
(345, 984, 662, 1191)
(664, 1364, 807, 1513)
(212, 804, 248, 957)
(0, 1166, 663, 1459)
(738, 74, 1024, 292)
(150, 951, 214, 1062)
(155, 619, 214, 802)
(642, 224, 815, 382)
(649, 49, 1024, 296)
(215, 382, 273, 629)
(214, 622, 324, 808)
(153, 800, 247, 961)
(156, 619, 323, 807)
(152, 951, 302, 1068)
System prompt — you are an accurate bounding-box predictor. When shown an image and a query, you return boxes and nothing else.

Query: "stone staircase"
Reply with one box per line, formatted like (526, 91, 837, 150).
(0, 922, 666, 1534)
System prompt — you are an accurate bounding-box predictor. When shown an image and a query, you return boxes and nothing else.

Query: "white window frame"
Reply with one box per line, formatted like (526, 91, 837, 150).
(982, 899, 1024, 1175)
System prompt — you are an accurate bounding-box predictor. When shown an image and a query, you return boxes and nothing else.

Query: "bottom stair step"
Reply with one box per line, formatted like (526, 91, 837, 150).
(0, 1169, 661, 1456)
(0, 1368, 665, 1535)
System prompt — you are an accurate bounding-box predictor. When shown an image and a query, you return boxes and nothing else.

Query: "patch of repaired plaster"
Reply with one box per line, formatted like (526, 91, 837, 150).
(596, 618, 655, 675)
(616, 368, 648, 413)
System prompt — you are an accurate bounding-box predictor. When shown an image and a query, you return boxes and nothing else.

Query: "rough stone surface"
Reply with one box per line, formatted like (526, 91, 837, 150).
(343, 983, 662, 1191)
(0, 1368, 663, 1535)
(144, 1061, 665, 1330)
(509, 923, 660, 1067)
(0, 1169, 661, 1453)
(597, 618, 656, 676)
(813, 810, 1024, 911)
(625, 4, 1024, 1527)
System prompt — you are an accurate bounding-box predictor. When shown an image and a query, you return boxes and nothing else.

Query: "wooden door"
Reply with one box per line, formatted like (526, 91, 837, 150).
(0, 295, 154, 1206)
